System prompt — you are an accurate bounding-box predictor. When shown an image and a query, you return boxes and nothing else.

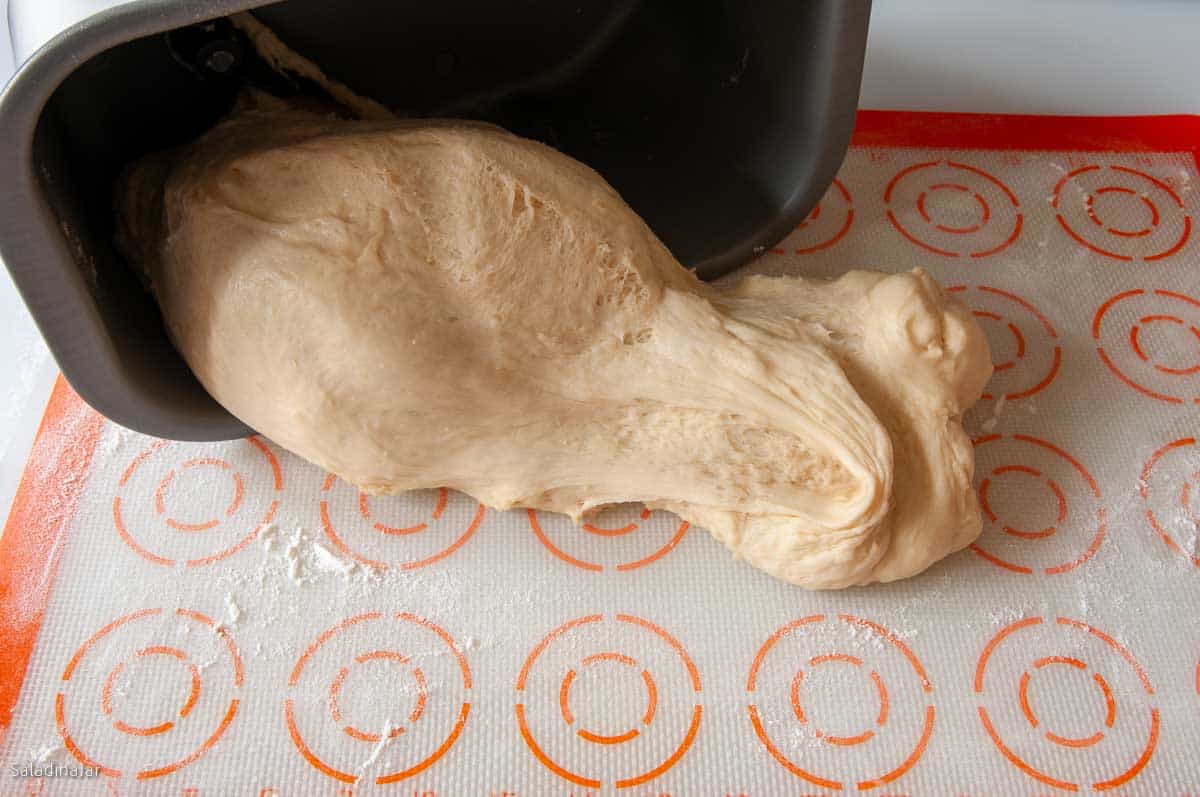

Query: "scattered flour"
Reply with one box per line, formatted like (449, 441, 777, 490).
(224, 593, 243, 627)
(260, 522, 280, 551)
(355, 720, 397, 781)
(31, 742, 63, 763)
(278, 525, 371, 584)
(93, 424, 136, 459)
(988, 606, 1028, 627)
(311, 541, 357, 576)
(284, 527, 305, 583)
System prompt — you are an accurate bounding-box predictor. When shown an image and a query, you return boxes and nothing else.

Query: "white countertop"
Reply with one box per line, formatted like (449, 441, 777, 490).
(3, 0, 1200, 526)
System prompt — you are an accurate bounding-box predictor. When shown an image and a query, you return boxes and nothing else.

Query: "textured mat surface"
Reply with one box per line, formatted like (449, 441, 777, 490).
(1, 112, 1199, 795)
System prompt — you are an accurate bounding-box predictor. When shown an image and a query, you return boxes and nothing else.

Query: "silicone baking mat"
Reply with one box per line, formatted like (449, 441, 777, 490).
(2, 111, 1199, 796)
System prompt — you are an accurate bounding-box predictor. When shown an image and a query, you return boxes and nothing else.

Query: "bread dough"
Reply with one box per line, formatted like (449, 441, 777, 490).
(116, 102, 992, 589)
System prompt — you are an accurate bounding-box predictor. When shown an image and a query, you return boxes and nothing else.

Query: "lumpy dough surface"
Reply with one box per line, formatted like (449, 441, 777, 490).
(116, 102, 992, 589)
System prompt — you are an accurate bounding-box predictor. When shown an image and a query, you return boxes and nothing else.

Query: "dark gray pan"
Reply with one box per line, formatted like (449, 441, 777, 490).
(0, 0, 871, 440)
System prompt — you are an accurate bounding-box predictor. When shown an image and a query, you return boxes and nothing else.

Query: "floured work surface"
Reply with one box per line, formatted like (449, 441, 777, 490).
(1, 112, 1199, 795)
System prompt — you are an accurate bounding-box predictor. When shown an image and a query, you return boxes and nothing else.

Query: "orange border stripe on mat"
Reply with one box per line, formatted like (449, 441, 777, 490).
(0, 377, 105, 739)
